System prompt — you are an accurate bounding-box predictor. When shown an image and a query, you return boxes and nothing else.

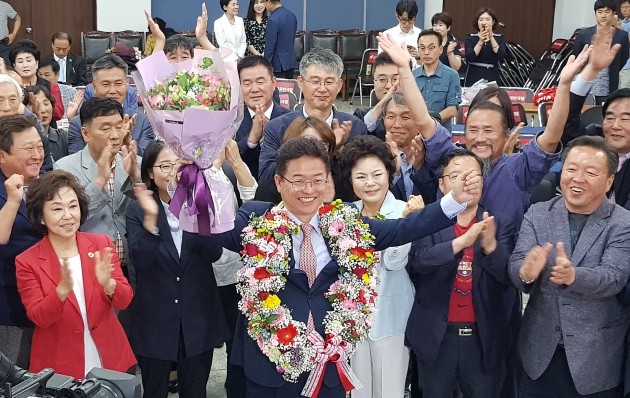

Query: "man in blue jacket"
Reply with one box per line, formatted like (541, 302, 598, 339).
(263, 0, 298, 79)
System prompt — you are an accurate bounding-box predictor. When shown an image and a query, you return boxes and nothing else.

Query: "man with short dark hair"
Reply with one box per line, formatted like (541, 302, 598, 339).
(263, 0, 298, 79)
(413, 29, 461, 131)
(379, 0, 421, 66)
(55, 97, 141, 285)
(237, 55, 290, 177)
(67, 54, 154, 155)
(0, 114, 44, 368)
(41, 32, 87, 87)
(510, 135, 630, 396)
(571, 0, 629, 103)
(37, 58, 78, 118)
(562, 37, 630, 209)
(353, 52, 402, 141)
(217, 135, 479, 398)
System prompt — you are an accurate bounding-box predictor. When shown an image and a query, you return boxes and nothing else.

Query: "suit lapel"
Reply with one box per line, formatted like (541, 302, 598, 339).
(551, 201, 573, 259)
(156, 196, 180, 265)
(614, 159, 630, 206)
(113, 155, 128, 209)
(38, 236, 81, 314)
(570, 202, 611, 267)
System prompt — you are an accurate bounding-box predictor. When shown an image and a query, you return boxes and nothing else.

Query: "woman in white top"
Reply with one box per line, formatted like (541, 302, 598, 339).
(342, 135, 424, 398)
(214, 0, 247, 58)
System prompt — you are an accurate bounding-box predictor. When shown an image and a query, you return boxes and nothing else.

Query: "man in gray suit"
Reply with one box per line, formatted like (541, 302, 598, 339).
(509, 135, 630, 397)
(54, 97, 141, 285)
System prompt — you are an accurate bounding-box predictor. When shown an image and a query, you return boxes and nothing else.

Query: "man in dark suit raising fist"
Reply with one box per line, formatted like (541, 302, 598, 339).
(44, 32, 88, 87)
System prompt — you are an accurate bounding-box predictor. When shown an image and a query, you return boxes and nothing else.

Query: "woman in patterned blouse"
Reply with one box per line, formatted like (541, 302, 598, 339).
(244, 0, 267, 56)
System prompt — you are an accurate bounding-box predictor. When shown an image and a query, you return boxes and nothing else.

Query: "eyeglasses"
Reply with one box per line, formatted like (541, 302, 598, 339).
(153, 163, 178, 173)
(418, 45, 438, 53)
(15, 145, 45, 155)
(280, 175, 327, 191)
(440, 172, 460, 182)
(375, 76, 399, 87)
(302, 79, 339, 89)
(398, 17, 415, 24)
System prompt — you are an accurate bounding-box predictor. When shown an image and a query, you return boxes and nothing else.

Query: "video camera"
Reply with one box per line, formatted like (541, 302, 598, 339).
(0, 351, 141, 398)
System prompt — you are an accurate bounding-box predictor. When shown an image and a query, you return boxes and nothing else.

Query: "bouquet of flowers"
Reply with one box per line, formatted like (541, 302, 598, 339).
(132, 49, 243, 235)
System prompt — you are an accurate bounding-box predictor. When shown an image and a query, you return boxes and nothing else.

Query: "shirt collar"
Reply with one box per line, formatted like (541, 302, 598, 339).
(393, 25, 419, 36)
(54, 54, 66, 62)
(286, 210, 322, 236)
(417, 61, 444, 77)
(248, 103, 274, 119)
(302, 106, 334, 126)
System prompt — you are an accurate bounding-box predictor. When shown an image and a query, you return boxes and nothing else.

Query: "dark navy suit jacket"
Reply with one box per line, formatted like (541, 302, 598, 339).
(571, 26, 629, 95)
(406, 207, 515, 372)
(264, 6, 298, 73)
(258, 110, 368, 185)
(125, 198, 229, 361)
(42, 53, 88, 87)
(0, 173, 41, 327)
(236, 103, 291, 179)
(216, 199, 454, 389)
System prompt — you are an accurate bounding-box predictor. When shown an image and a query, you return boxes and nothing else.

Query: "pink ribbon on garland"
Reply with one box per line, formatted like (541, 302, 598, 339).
(300, 331, 363, 398)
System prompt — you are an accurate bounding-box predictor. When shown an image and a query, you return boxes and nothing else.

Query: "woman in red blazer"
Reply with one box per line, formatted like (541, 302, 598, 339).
(14, 170, 136, 380)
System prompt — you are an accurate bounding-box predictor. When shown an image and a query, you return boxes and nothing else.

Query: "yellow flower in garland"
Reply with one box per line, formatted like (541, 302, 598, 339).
(362, 273, 371, 284)
(262, 294, 281, 309)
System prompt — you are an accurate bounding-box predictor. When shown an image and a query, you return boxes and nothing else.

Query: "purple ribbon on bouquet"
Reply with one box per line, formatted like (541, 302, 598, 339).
(169, 163, 214, 236)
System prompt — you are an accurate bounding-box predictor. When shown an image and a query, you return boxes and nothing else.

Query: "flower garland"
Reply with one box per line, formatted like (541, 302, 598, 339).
(237, 200, 379, 395)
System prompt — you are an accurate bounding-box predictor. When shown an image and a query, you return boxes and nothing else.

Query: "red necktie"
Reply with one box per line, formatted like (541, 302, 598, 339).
(301, 223, 316, 333)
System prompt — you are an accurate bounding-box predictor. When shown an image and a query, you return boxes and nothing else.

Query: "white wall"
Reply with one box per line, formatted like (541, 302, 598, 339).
(423, 0, 595, 41)
(553, 0, 594, 40)
(97, 0, 152, 32)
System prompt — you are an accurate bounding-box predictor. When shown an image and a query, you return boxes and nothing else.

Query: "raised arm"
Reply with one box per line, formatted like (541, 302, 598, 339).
(196, 3, 217, 51)
(377, 33, 436, 139)
(535, 44, 591, 153)
(145, 10, 166, 54)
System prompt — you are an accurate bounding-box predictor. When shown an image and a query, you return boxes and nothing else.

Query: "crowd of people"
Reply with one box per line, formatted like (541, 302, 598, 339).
(1, 0, 630, 398)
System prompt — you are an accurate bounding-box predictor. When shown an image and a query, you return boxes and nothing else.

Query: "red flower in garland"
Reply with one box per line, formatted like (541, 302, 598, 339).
(319, 204, 334, 215)
(265, 212, 275, 220)
(258, 291, 270, 300)
(350, 247, 372, 257)
(243, 243, 262, 257)
(276, 324, 298, 345)
(254, 267, 272, 280)
(352, 267, 367, 279)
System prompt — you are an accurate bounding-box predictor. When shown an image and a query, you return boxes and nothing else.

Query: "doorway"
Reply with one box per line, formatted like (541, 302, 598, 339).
(9, 0, 96, 59)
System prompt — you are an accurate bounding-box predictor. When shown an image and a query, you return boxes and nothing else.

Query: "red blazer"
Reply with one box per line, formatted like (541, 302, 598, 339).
(15, 232, 136, 380)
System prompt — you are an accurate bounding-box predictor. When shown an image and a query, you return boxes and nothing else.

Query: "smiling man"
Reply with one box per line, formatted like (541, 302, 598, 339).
(215, 135, 480, 398)
(0, 114, 45, 368)
(509, 135, 630, 396)
(258, 47, 367, 201)
(55, 98, 141, 285)
(67, 54, 154, 156)
(378, 30, 588, 229)
(236, 55, 290, 178)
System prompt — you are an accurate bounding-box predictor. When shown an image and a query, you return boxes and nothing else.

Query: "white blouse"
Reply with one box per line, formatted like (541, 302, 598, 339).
(64, 255, 103, 376)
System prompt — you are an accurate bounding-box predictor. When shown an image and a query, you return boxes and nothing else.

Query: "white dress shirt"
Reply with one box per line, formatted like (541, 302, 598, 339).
(54, 54, 67, 83)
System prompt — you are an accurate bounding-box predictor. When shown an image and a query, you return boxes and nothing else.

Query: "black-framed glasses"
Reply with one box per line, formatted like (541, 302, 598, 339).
(280, 175, 327, 191)
(153, 163, 177, 173)
(440, 172, 460, 182)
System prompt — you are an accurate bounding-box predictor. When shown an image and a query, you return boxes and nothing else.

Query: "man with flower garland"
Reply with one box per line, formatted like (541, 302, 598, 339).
(213, 136, 480, 398)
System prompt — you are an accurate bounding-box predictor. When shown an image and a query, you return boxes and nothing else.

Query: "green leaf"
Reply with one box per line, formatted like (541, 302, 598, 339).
(265, 314, 280, 324)
(199, 57, 214, 69)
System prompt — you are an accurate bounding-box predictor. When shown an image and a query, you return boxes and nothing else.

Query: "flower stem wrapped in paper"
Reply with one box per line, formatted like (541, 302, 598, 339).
(132, 49, 244, 235)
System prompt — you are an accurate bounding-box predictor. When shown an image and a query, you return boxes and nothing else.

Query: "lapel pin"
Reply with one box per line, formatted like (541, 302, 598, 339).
(88, 252, 95, 258)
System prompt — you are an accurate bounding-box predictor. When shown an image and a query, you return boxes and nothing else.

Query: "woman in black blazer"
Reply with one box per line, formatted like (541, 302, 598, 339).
(126, 141, 229, 398)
